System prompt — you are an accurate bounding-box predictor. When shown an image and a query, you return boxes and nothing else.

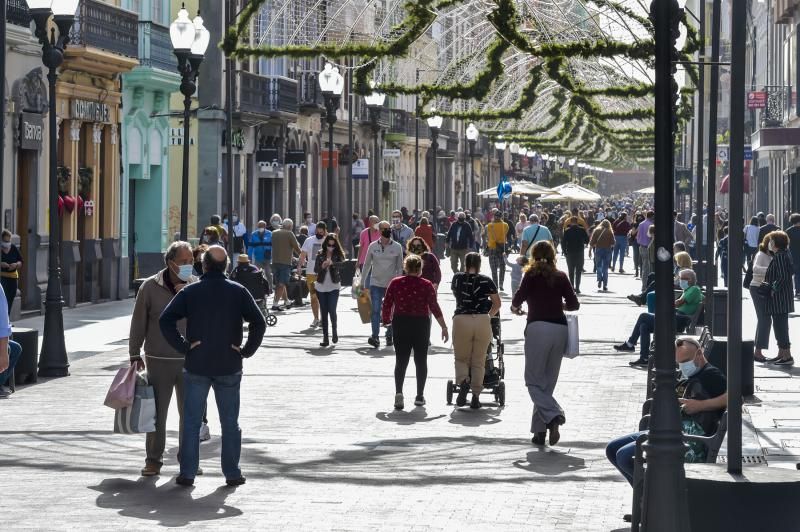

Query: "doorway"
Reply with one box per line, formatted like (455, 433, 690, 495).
(15, 149, 37, 310)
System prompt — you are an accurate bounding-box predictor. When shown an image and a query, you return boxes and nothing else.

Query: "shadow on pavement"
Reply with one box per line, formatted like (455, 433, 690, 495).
(448, 407, 503, 426)
(512, 449, 587, 476)
(89, 476, 242, 527)
(375, 408, 446, 425)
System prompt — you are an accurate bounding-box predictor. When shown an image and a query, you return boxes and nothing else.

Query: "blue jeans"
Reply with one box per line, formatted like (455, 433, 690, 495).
(595, 247, 612, 287)
(180, 370, 242, 480)
(612, 235, 627, 270)
(606, 431, 645, 486)
(0, 340, 22, 386)
(369, 285, 392, 340)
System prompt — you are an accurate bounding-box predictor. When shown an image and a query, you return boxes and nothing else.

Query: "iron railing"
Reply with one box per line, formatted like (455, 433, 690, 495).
(761, 85, 791, 127)
(138, 21, 176, 72)
(69, 0, 138, 59)
(297, 71, 323, 110)
(7, 0, 30, 27)
(239, 72, 298, 115)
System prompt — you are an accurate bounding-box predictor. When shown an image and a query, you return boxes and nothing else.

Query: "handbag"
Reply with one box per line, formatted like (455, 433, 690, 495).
(564, 314, 580, 359)
(357, 289, 372, 324)
(351, 270, 361, 299)
(113, 373, 156, 434)
(104, 365, 137, 409)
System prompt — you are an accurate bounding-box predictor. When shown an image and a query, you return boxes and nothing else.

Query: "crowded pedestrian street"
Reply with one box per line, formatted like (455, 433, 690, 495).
(1, 253, 797, 530)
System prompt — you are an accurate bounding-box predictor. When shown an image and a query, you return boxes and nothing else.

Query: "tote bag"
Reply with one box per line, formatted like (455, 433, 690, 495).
(564, 314, 580, 359)
(104, 365, 137, 409)
(113, 373, 156, 434)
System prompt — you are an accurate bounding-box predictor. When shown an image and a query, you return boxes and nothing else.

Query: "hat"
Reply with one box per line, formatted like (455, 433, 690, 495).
(237, 254, 250, 264)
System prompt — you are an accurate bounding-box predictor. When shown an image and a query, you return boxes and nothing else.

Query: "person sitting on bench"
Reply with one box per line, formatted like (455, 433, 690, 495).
(605, 336, 727, 486)
(615, 269, 703, 366)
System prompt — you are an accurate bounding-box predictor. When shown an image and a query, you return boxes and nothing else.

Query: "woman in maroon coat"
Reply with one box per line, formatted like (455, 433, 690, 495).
(407, 236, 441, 290)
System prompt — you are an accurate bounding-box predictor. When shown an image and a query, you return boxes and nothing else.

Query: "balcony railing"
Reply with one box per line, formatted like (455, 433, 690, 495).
(761, 85, 792, 127)
(239, 72, 298, 115)
(69, 0, 138, 59)
(297, 71, 323, 110)
(388, 109, 410, 135)
(7, 0, 30, 27)
(138, 21, 176, 72)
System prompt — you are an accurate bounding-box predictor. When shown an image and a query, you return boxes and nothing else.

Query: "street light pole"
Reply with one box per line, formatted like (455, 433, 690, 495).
(466, 123, 479, 213)
(641, 0, 690, 526)
(427, 110, 443, 217)
(29, 0, 80, 377)
(365, 82, 386, 217)
(171, 7, 209, 241)
(318, 63, 344, 222)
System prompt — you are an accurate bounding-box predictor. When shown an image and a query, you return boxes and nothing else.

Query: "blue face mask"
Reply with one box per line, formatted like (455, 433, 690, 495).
(679, 360, 699, 379)
(679, 279, 689, 290)
(174, 263, 194, 282)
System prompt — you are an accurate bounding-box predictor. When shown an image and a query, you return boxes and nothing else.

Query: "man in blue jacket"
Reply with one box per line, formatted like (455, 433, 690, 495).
(248, 219, 272, 289)
(160, 246, 266, 487)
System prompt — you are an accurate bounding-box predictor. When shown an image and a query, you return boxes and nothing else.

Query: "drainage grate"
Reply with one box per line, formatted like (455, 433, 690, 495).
(719, 454, 766, 464)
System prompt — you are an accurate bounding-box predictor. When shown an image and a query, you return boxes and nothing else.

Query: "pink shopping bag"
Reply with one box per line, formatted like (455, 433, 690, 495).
(104, 365, 137, 409)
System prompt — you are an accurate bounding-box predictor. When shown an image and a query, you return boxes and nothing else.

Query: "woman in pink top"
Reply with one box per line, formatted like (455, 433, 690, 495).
(358, 215, 381, 268)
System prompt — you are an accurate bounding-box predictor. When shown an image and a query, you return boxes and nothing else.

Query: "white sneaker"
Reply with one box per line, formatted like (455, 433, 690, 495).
(310, 319, 320, 328)
(199, 422, 211, 442)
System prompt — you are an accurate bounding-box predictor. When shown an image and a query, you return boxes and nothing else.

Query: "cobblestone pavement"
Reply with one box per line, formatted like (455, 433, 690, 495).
(0, 252, 796, 530)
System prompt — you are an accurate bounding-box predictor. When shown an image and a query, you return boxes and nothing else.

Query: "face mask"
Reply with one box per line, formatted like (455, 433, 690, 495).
(306, 217, 313, 223)
(392, 218, 402, 225)
(679, 359, 700, 379)
(223, 219, 228, 224)
(327, 245, 335, 251)
(1, 242, 10, 250)
(381, 228, 391, 238)
(372, 223, 379, 231)
(679, 279, 689, 290)
(258, 228, 266, 234)
(233, 216, 239, 223)
(174, 263, 194, 282)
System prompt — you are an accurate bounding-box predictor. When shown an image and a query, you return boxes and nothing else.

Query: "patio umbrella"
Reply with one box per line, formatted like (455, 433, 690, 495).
(476, 181, 555, 198)
(539, 183, 601, 202)
(635, 186, 655, 194)
(719, 174, 750, 194)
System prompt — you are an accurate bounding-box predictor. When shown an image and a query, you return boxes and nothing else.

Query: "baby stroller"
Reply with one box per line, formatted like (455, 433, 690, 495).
(447, 314, 506, 406)
(233, 268, 277, 327)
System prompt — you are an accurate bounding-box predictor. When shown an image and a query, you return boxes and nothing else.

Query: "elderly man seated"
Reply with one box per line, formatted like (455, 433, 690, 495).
(614, 269, 703, 367)
(606, 336, 727, 488)
(230, 254, 271, 302)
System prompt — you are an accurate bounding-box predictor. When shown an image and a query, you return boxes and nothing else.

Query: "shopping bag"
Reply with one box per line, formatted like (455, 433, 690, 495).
(564, 314, 579, 358)
(357, 289, 372, 324)
(351, 270, 361, 299)
(104, 365, 137, 409)
(113, 373, 156, 434)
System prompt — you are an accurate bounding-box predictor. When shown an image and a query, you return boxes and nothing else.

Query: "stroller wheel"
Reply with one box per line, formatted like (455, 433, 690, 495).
(497, 381, 506, 406)
(446, 380, 454, 405)
(266, 314, 277, 327)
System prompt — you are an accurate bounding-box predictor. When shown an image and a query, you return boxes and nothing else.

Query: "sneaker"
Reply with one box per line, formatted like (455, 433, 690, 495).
(199, 423, 211, 442)
(610, 266, 615, 272)
(0, 387, 10, 399)
(629, 358, 649, 367)
(196, 467, 204, 476)
(226, 476, 246, 487)
(414, 395, 426, 406)
(531, 432, 546, 446)
(627, 294, 642, 306)
(367, 336, 379, 348)
(310, 319, 320, 328)
(470, 396, 482, 409)
(271, 305, 283, 312)
(614, 342, 635, 352)
(575, 289, 581, 295)
(620, 269, 626, 274)
(0, 385, 12, 396)
(385, 335, 394, 347)
(455, 382, 469, 407)
(175, 476, 194, 487)
(141, 463, 161, 477)
(394, 393, 404, 410)
(772, 357, 795, 366)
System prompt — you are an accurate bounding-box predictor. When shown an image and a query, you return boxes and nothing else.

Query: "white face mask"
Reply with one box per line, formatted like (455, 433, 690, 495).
(372, 223, 379, 231)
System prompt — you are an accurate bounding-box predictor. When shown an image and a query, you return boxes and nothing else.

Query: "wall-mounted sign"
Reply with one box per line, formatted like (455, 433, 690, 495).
(322, 150, 339, 168)
(256, 148, 280, 172)
(383, 148, 401, 158)
(285, 150, 307, 169)
(353, 158, 369, 179)
(747, 91, 767, 109)
(19, 112, 43, 150)
(70, 99, 110, 123)
(84, 200, 95, 216)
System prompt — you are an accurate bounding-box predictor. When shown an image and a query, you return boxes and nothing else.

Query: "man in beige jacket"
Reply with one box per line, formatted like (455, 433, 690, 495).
(129, 241, 197, 477)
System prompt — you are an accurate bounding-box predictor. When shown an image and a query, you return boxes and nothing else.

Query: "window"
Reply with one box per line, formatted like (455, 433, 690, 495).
(152, 0, 163, 25)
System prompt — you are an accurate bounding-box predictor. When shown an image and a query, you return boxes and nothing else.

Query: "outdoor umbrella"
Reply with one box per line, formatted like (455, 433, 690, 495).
(476, 181, 554, 198)
(719, 174, 750, 194)
(635, 186, 655, 194)
(539, 183, 601, 203)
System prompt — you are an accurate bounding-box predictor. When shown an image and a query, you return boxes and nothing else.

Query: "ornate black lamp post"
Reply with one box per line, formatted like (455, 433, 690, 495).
(494, 137, 506, 181)
(426, 110, 443, 213)
(365, 82, 386, 216)
(170, 5, 209, 241)
(466, 123, 479, 211)
(28, 0, 79, 377)
(318, 63, 344, 221)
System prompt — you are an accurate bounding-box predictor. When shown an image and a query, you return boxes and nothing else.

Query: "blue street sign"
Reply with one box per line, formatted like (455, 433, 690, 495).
(744, 145, 753, 161)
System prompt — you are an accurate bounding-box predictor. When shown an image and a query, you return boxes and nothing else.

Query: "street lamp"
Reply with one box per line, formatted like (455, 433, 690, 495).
(318, 63, 344, 221)
(364, 81, 386, 216)
(426, 109, 443, 213)
(526, 150, 535, 178)
(494, 137, 507, 181)
(509, 142, 520, 173)
(466, 123, 479, 211)
(171, 6, 209, 241)
(28, 0, 80, 377)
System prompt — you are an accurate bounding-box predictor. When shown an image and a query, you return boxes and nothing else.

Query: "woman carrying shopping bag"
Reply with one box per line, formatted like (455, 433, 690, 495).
(511, 241, 580, 446)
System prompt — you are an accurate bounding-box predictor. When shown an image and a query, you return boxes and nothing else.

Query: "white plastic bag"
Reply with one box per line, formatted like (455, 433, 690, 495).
(564, 314, 579, 359)
(351, 269, 361, 299)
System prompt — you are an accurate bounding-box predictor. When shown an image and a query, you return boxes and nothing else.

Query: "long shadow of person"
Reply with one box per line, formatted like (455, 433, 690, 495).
(447, 406, 503, 427)
(512, 449, 587, 476)
(89, 476, 242, 527)
(375, 408, 446, 425)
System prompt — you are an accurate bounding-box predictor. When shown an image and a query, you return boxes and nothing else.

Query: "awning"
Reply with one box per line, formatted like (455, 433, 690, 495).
(719, 173, 751, 194)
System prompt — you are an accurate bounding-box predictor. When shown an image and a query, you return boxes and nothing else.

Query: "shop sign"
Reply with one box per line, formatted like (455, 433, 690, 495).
(353, 158, 369, 179)
(256, 148, 280, 172)
(70, 99, 110, 123)
(383, 148, 401, 158)
(747, 91, 767, 109)
(322, 150, 339, 168)
(285, 150, 307, 169)
(19, 112, 44, 150)
(84, 200, 95, 216)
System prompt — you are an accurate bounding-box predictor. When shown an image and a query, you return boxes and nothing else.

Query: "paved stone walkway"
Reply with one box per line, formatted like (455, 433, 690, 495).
(0, 252, 796, 530)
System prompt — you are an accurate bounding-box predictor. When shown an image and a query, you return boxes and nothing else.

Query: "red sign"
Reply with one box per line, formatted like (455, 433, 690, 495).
(321, 150, 339, 169)
(747, 91, 767, 109)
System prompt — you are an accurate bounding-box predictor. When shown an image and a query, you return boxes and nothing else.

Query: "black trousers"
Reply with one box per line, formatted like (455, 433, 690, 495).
(0, 277, 16, 314)
(391, 315, 431, 396)
(565, 252, 584, 290)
